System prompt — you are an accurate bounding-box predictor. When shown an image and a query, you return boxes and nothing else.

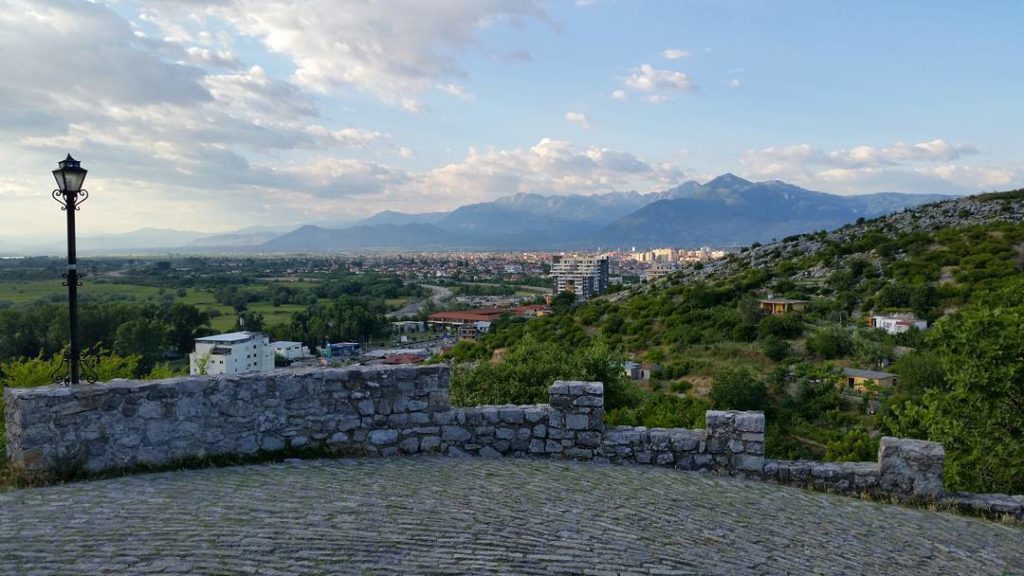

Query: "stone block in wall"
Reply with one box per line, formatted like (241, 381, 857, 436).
(546, 381, 604, 461)
(703, 410, 765, 475)
(878, 437, 945, 498)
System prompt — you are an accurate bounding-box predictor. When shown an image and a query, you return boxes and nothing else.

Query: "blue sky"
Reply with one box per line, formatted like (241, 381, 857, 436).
(1, 0, 1021, 239)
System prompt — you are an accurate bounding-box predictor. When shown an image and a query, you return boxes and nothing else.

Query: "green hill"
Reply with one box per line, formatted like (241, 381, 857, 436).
(446, 188, 1024, 493)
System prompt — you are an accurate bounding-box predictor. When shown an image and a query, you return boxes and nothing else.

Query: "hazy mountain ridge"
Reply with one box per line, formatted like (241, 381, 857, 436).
(356, 210, 450, 227)
(598, 174, 950, 247)
(261, 223, 469, 251)
(0, 176, 957, 254)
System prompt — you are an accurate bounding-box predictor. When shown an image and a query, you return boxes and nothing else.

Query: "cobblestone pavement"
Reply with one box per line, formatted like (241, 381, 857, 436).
(1, 458, 1021, 575)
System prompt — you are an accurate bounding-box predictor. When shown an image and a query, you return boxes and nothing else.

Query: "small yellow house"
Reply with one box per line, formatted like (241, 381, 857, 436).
(842, 368, 897, 395)
(758, 298, 810, 315)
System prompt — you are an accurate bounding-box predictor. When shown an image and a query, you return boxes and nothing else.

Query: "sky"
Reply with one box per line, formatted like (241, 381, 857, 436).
(1, 0, 1022, 239)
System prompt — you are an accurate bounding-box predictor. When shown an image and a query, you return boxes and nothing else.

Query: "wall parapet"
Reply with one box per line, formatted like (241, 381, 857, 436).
(4, 366, 1017, 520)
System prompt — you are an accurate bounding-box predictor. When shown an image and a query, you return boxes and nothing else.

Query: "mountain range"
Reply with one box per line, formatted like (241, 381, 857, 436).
(262, 174, 951, 251)
(0, 175, 953, 255)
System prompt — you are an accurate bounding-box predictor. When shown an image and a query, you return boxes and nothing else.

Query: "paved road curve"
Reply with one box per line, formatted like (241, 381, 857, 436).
(385, 284, 452, 319)
(1, 458, 1021, 575)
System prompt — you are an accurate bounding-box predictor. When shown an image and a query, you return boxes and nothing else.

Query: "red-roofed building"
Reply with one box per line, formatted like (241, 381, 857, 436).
(428, 309, 509, 326)
(428, 305, 551, 327)
(379, 354, 426, 365)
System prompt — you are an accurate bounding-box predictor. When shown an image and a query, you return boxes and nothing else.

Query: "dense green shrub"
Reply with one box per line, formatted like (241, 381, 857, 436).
(709, 366, 768, 411)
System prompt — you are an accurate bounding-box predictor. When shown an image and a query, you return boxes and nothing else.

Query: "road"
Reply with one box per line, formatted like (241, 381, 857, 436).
(386, 284, 452, 319)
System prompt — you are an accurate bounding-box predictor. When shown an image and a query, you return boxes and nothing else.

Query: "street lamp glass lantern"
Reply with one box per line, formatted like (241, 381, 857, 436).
(52, 154, 87, 193)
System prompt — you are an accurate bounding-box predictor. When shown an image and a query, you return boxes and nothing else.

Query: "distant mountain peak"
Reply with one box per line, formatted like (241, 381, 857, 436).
(705, 173, 752, 187)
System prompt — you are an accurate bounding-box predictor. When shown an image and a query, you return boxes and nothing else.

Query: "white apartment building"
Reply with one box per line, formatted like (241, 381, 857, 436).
(871, 315, 929, 335)
(190, 332, 275, 376)
(551, 255, 609, 302)
(272, 340, 310, 361)
(645, 263, 678, 283)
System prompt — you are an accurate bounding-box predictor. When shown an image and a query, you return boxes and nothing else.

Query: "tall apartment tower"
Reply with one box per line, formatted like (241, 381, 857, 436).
(550, 255, 609, 302)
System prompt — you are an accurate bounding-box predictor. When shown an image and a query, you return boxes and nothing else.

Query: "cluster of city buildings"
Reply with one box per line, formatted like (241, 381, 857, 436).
(342, 252, 549, 283)
(628, 246, 727, 264)
(618, 247, 728, 283)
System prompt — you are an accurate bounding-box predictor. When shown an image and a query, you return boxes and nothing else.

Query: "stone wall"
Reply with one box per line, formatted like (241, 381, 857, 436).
(761, 437, 946, 500)
(1, 365, 976, 508)
(598, 410, 764, 476)
(4, 366, 452, 477)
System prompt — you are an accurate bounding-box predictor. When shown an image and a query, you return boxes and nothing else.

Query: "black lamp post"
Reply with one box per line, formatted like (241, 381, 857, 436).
(51, 154, 88, 384)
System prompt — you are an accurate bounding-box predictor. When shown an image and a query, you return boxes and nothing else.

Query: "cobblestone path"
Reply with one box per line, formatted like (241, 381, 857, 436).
(1, 457, 1021, 575)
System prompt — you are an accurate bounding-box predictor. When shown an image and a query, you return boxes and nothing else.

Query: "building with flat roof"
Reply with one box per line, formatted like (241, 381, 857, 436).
(870, 314, 928, 335)
(272, 341, 310, 361)
(551, 255, 609, 302)
(319, 342, 361, 359)
(428, 306, 549, 327)
(190, 332, 274, 376)
(842, 367, 897, 395)
(758, 298, 810, 315)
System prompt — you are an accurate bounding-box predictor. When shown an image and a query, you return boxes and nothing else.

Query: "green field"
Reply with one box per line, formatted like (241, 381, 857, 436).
(0, 280, 398, 334)
(0, 280, 165, 305)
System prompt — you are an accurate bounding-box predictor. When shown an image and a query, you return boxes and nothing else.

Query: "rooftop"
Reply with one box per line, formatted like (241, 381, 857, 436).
(843, 367, 896, 380)
(758, 298, 811, 304)
(1, 458, 1019, 574)
(195, 331, 259, 343)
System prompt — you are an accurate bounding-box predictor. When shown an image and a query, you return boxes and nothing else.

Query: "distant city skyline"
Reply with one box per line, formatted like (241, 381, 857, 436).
(1, 0, 1022, 239)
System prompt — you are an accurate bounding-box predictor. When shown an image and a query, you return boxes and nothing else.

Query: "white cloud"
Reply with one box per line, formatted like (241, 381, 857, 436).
(740, 139, 1010, 194)
(565, 111, 591, 129)
(662, 48, 689, 60)
(401, 138, 684, 209)
(400, 98, 423, 114)
(620, 64, 696, 103)
(728, 78, 742, 88)
(183, 46, 242, 69)
(744, 140, 978, 173)
(610, 89, 627, 101)
(625, 64, 696, 92)
(0, 0, 211, 115)
(436, 82, 475, 101)
(179, 0, 549, 107)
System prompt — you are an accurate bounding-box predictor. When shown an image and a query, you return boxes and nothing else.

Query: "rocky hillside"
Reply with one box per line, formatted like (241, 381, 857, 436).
(669, 189, 1024, 288)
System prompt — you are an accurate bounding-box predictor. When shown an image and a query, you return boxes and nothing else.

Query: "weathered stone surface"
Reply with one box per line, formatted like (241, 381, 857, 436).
(441, 426, 471, 442)
(879, 437, 945, 498)
(3, 458, 1020, 575)
(3, 366, 450, 475)
(478, 446, 502, 459)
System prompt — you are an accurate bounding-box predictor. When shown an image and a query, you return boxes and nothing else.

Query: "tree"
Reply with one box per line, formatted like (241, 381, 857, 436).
(852, 329, 894, 368)
(758, 313, 803, 339)
(761, 335, 791, 362)
(550, 291, 576, 314)
(709, 366, 768, 411)
(806, 325, 853, 359)
(886, 298, 1024, 493)
(450, 335, 638, 412)
(825, 429, 879, 462)
(113, 318, 167, 368)
(234, 310, 265, 332)
(162, 303, 211, 354)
